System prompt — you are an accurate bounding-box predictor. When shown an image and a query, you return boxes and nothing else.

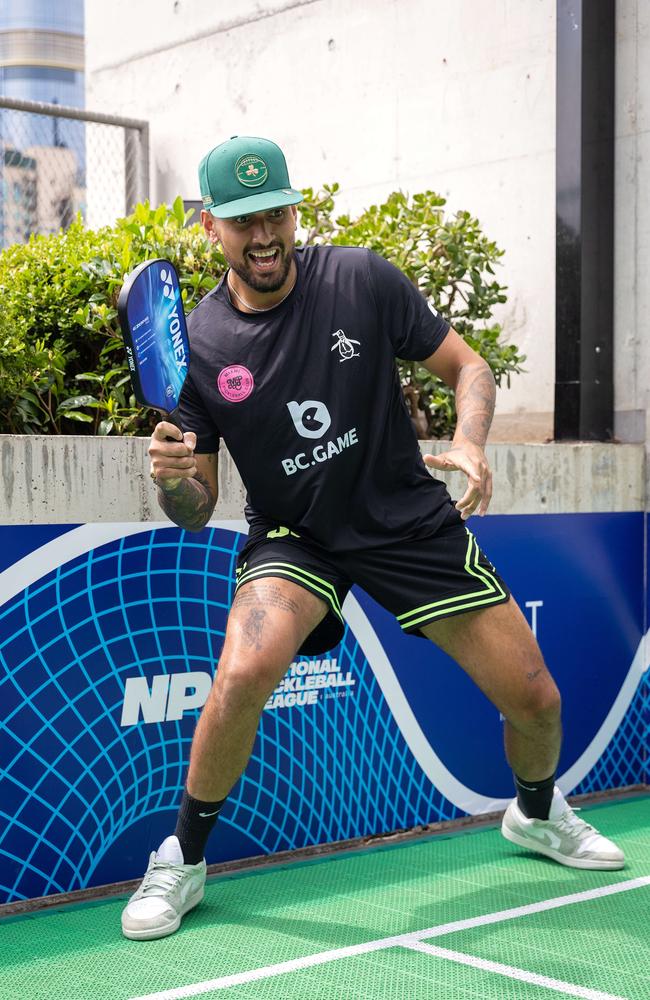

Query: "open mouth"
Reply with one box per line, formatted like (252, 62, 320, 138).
(247, 247, 281, 271)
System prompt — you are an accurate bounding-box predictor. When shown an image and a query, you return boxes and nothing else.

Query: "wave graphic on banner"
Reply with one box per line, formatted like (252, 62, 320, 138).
(0, 523, 647, 902)
(0, 524, 454, 902)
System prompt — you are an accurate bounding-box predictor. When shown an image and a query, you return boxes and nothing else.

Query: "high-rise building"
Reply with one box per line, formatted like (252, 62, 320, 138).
(0, 0, 85, 245)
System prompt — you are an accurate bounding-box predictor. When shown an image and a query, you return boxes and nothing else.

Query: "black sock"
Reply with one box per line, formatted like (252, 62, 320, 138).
(174, 788, 226, 864)
(514, 772, 556, 820)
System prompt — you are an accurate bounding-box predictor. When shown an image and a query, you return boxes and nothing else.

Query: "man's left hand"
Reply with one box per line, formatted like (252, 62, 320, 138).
(424, 444, 492, 519)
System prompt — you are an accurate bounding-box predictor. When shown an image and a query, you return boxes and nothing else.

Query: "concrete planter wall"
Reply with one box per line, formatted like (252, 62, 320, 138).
(0, 436, 645, 523)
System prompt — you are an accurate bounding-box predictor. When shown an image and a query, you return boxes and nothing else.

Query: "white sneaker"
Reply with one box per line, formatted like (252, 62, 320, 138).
(501, 787, 625, 870)
(121, 835, 207, 940)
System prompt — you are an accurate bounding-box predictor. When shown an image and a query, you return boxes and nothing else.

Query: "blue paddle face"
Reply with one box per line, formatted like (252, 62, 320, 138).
(118, 259, 189, 416)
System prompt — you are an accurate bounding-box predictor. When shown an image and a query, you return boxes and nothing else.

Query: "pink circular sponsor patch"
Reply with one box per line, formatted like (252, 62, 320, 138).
(217, 365, 254, 402)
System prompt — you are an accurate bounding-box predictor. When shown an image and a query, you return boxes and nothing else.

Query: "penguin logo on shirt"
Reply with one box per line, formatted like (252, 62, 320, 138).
(331, 329, 360, 362)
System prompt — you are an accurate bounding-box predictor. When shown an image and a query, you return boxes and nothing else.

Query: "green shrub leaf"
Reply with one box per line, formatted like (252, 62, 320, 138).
(61, 410, 94, 423)
(58, 395, 98, 410)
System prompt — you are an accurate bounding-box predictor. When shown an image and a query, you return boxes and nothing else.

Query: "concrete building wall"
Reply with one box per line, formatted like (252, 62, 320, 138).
(614, 2, 650, 446)
(83, 0, 649, 445)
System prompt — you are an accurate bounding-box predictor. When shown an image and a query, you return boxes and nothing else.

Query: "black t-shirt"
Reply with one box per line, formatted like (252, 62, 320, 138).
(179, 245, 451, 551)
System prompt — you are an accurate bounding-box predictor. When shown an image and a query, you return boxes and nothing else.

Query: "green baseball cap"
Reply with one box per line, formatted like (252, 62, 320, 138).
(199, 136, 303, 219)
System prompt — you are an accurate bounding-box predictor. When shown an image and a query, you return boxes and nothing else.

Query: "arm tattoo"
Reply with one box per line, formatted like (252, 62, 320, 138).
(243, 608, 265, 649)
(454, 363, 496, 447)
(233, 583, 300, 616)
(157, 471, 216, 533)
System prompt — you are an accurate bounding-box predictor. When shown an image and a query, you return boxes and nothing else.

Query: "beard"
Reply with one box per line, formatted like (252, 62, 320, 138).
(227, 239, 295, 294)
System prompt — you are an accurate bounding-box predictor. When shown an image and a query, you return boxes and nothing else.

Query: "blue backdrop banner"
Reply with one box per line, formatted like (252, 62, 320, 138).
(0, 513, 647, 903)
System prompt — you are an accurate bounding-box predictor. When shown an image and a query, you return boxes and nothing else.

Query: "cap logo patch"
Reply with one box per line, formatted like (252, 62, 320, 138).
(235, 154, 268, 188)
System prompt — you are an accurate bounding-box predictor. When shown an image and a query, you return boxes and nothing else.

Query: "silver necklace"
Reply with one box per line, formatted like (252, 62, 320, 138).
(227, 272, 296, 313)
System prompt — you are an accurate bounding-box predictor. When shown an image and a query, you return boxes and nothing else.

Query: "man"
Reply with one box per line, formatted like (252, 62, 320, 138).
(121, 136, 623, 941)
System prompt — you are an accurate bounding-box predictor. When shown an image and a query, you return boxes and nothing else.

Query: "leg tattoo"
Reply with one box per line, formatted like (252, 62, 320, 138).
(242, 608, 265, 650)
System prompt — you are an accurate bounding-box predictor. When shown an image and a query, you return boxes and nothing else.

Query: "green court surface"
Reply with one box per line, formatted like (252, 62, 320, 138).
(1, 796, 649, 1000)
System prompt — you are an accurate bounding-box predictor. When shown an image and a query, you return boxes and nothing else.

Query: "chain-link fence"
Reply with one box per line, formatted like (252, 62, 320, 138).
(0, 96, 149, 248)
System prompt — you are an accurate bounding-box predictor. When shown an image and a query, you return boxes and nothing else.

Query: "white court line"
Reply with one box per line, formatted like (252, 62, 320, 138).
(403, 941, 627, 1000)
(128, 876, 650, 999)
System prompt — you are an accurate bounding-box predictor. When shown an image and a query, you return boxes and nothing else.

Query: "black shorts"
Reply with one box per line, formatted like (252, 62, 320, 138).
(235, 507, 510, 656)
